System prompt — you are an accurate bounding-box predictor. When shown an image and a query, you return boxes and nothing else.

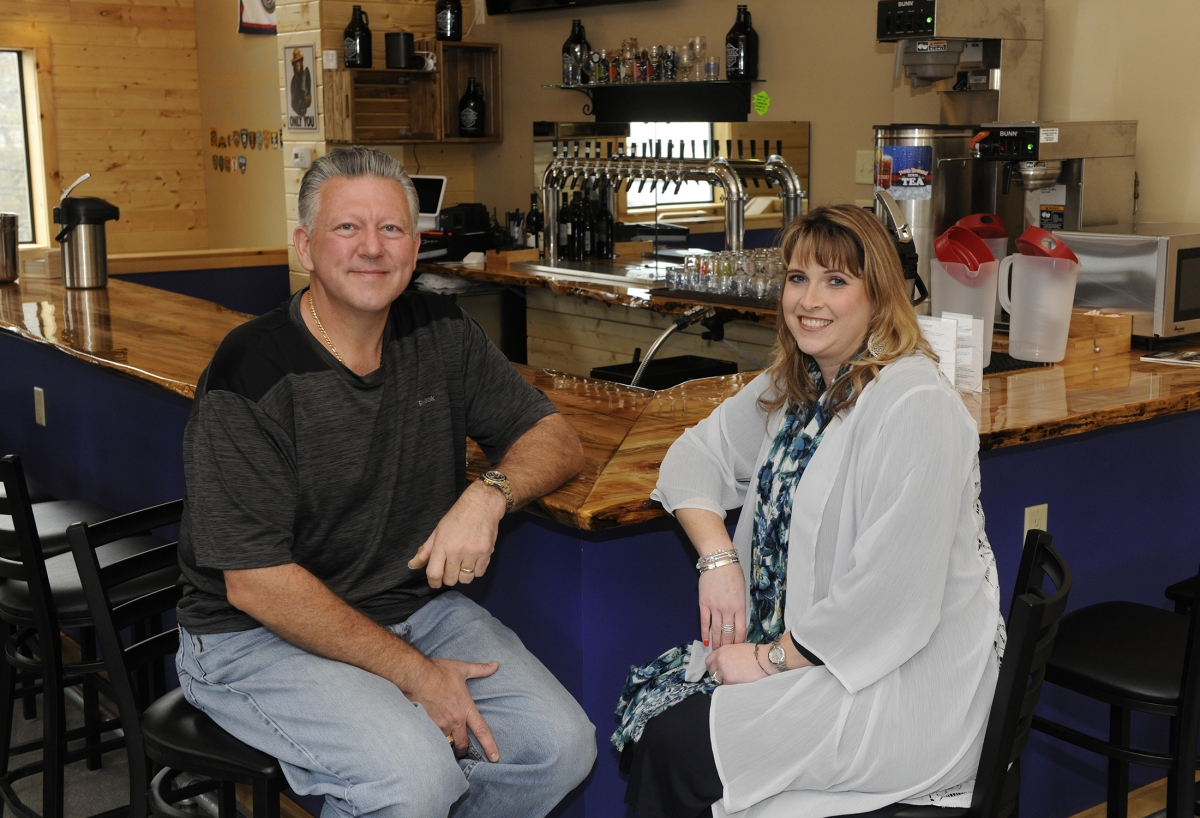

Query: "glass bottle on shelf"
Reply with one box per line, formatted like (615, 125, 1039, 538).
(562, 19, 590, 85)
(568, 192, 588, 262)
(525, 194, 544, 253)
(343, 5, 372, 69)
(458, 77, 485, 138)
(435, 0, 463, 41)
(725, 4, 759, 80)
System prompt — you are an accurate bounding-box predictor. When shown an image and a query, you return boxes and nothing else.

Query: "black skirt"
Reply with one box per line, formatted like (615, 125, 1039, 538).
(621, 692, 723, 818)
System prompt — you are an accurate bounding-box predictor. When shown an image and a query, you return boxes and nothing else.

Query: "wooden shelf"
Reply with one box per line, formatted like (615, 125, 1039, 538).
(323, 42, 502, 145)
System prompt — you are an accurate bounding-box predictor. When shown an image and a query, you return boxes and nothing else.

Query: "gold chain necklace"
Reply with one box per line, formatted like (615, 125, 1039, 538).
(307, 290, 345, 364)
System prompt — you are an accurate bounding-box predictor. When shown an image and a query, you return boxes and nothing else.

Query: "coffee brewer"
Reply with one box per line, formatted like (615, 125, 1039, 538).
(971, 120, 1138, 250)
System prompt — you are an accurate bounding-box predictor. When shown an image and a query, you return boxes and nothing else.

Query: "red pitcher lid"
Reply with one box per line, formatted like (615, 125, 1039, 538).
(1016, 226, 1079, 263)
(955, 213, 1008, 239)
(934, 225, 995, 271)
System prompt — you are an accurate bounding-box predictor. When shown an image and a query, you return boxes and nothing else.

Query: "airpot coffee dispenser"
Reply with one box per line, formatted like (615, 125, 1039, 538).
(54, 173, 119, 289)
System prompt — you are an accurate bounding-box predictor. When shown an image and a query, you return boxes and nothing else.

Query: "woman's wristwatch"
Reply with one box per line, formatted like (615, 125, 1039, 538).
(767, 638, 788, 672)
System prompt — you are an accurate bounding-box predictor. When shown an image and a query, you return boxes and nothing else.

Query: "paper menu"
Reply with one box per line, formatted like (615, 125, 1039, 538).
(942, 311, 984, 394)
(917, 315, 959, 387)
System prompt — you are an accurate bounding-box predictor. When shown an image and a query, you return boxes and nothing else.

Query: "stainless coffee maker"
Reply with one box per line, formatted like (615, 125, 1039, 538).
(53, 173, 119, 290)
(971, 120, 1138, 249)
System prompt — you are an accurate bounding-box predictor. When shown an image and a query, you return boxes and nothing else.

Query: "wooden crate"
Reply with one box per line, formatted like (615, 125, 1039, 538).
(323, 68, 440, 143)
(438, 42, 502, 143)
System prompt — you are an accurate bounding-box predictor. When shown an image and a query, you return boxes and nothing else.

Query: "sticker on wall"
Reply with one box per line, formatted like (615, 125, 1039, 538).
(249, 131, 257, 150)
(286, 45, 317, 131)
(874, 145, 933, 201)
(225, 156, 233, 173)
(753, 91, 771, 116)
(210, 128, 217, 146)
(238, 0, 277, 35)
(241, 128, 249, 148)
(239, 156, 248, 174)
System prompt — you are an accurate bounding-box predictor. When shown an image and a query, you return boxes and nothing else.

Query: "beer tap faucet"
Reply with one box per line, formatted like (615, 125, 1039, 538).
(745, 140, 760, 188)
(569, 141, 581, 189)
(626, 144, 639, 193)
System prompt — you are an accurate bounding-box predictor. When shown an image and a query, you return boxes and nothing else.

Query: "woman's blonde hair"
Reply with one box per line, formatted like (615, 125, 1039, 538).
(759, 203, 934, 418)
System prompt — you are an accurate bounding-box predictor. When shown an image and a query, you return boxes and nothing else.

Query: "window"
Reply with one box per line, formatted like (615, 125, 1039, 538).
(625, 121, 714, 210)
(0, 50, 34, 243)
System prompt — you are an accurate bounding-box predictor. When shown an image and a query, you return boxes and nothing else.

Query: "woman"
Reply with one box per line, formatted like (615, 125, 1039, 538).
(613, 205, 1004, 818)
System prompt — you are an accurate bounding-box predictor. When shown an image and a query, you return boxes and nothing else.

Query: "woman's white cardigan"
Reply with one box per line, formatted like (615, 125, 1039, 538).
(651, 355, 1004, 818)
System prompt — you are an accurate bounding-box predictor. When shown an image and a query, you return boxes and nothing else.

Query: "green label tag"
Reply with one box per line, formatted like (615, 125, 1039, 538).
(753, 91, 771, 116)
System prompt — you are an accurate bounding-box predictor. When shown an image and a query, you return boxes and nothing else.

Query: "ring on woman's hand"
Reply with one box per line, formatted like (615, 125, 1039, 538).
(712, 674, 723, 685)
(459, 567, 474, 574)
(720, 624, 735, 633)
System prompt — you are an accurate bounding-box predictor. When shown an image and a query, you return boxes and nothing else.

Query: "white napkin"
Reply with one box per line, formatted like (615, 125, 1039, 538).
(684, 640, 712, 683)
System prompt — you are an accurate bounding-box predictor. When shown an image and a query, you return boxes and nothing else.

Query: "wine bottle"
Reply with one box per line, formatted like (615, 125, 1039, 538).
(525, 194, 544, 252)
(725, 5, 759, 80)
(582, 191, 596, 259)
(562, 19, 591, 85)
(344, 5, 372, 69)
(594, 186, 615, 259)
(458, 77, 485, 138)
(569, 192, 587, 262)
(435, 0, 463, 42)
(558, 192, 573, 256)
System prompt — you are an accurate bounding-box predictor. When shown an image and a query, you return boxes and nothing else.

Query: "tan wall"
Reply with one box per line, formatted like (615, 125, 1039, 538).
(1, 0, 208, 253)
(1040, 0, 1200, 223)
(472, 0, 896, 217)
(195, 0, 287, 248)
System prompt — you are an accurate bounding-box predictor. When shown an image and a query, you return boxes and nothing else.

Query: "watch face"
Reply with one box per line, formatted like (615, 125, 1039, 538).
(483, 470, 505, 482)
(769, 644, 786, 666)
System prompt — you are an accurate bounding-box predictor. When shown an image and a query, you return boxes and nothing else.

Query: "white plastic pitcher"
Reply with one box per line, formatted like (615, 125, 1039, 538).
(930, 259, 998, 368)
(981, 238, 1009, 263)
(997, 255, 1081, 362)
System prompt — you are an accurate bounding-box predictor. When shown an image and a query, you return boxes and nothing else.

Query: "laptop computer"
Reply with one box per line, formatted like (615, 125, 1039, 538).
(412, 175, 448, 232)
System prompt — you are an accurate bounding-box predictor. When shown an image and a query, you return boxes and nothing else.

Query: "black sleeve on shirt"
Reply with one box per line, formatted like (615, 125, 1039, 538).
(184, 389, 298, 571)
(456, 310, 557, 465)
(791, 632, 826, 667)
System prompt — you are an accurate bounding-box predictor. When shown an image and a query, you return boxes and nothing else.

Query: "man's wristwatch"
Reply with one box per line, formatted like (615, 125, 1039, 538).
(768, 638, 788, 673)
(478, 470, 515, 513)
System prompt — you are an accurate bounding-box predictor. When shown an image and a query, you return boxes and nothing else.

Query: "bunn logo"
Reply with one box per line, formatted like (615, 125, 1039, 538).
(897, 1, 915, 6)
(999, 130, 1020, 136)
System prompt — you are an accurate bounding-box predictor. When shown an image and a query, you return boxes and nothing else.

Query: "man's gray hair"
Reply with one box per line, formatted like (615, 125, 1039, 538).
(297, 146, 420, 234)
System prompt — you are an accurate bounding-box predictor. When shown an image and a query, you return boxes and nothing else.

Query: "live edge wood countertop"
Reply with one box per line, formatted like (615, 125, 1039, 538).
(4, 275, 1200, 530)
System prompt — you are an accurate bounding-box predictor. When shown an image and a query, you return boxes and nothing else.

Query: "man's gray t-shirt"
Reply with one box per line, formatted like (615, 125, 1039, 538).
(176, 289, 556, 634)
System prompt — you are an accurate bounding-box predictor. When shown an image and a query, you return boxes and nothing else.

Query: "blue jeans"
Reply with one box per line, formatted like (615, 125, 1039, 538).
(176, 592, 596, 818)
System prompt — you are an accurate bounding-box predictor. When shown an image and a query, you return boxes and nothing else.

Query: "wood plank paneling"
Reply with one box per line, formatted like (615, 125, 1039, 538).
(2, 1, 208, 251)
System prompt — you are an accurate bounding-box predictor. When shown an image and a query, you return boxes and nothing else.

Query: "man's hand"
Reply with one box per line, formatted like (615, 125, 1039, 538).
(406, 657, 501, 760)
(408, 482, 506, 587)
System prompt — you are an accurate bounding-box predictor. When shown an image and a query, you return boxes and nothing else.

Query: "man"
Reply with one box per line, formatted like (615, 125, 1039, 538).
(289, 47, 311, 119)
(176, 146, 595, 818)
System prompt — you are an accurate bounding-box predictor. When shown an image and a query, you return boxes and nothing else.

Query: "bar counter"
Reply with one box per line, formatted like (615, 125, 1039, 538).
(4, 274, 1200, 528)
(4, 275, 1200, 818)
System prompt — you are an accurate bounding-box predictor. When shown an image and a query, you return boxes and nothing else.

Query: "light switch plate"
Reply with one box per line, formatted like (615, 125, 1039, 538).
(855, 150, 875, 185)
(34, 387, 45, 426)
(291, 147, 312, 169)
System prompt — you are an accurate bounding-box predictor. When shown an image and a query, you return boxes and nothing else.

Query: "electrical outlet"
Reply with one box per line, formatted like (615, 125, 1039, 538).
(855, 150, 875, 185)
(1023, 503, 1048, 537)
(33, 387, 45, 426)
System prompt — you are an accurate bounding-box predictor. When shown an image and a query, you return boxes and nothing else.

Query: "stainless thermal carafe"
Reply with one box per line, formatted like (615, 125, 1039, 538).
(0, 213, 18, 284)
(873, 125, 978, 304)
(54, 196, 119, 289)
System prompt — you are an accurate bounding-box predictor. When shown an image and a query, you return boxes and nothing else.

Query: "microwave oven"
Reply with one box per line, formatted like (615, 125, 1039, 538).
(1054, 223, 1200, 338)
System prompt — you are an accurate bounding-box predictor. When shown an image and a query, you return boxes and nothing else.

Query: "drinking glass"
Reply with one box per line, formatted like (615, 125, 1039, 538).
(678, 46, 693, 82)
(649, 46, 662, 82)
(705, 56, 721, 81)
(691, 36, 707, 82)
(664, 45, 678, 81)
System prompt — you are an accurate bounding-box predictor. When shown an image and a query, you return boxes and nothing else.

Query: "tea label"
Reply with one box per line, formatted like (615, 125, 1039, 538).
(874, 145, 933, 201)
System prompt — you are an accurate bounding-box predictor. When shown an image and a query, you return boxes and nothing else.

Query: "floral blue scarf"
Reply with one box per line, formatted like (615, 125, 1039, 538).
(612, 359, 851, 750)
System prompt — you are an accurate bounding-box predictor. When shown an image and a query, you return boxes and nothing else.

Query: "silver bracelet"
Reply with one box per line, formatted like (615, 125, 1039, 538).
(698, 556, 740, 573)
(696, 548, 738, 571)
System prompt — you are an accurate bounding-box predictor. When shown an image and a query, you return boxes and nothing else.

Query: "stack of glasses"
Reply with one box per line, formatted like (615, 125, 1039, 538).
(664, 249, 785, 300)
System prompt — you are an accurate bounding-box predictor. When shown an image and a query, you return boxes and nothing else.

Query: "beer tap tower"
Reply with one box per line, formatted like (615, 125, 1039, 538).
(540, 139, 804, 265)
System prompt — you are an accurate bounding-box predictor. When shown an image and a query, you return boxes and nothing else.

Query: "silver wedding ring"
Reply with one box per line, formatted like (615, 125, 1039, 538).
(720, 624, 735, 633)
(712, 675, 723, 685)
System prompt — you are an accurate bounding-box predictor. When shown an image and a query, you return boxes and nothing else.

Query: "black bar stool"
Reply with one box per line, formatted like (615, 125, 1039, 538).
(0, 456, 177, 818)
(68, 501, 287, 818)
(831, 528, 1073, 818)
(1031, 565, 1200, 818)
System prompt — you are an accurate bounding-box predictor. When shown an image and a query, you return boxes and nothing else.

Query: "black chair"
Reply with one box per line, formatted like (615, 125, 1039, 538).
(67, 501, 287, 818)
(835, 529, 1073, 818)
(1031, 564, 1200, 818)
(0, 455, 176, 818)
